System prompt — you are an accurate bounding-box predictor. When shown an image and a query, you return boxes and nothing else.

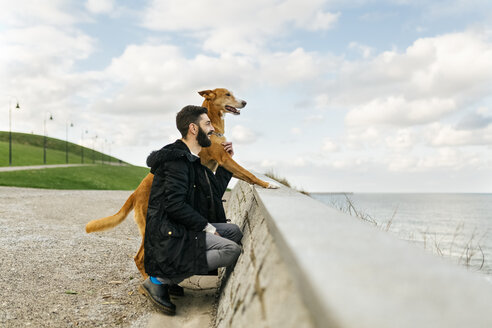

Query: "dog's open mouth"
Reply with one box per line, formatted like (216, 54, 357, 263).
(225, 105, 241, 115)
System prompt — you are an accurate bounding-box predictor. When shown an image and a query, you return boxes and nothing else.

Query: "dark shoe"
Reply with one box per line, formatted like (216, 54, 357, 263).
(168, 284, 184, 297)
(139, 278, 176, 315)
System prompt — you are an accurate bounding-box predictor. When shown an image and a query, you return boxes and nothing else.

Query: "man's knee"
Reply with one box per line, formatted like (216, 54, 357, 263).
(229, 224, 243, 243)
(226, 242, 241, 263)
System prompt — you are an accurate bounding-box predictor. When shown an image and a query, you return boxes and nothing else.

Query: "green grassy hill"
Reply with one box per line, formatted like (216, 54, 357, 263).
(0, 131, 123, 166)
(0, 165, 149, 190)
(0, 131, 150, 190)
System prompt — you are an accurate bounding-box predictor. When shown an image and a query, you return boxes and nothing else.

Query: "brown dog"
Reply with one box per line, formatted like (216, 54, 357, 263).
(85, 88, 278, 277)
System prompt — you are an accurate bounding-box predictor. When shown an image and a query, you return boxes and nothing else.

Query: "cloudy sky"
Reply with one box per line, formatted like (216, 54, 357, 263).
(1, 0, 492, 192)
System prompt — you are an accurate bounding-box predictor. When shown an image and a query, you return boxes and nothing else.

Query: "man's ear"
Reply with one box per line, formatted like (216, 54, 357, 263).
(188, 123, 197, 136)
(198, 90, 216, 100)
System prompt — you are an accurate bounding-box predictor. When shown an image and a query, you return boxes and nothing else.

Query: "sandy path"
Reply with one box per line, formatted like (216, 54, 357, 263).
(0, 187, 219, 327)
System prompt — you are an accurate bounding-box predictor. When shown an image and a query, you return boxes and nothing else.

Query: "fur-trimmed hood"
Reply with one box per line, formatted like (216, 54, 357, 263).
(147, 139, 199, 173)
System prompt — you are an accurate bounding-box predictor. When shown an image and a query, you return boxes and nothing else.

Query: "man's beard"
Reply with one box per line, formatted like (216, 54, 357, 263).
(197, 126, 212, 147)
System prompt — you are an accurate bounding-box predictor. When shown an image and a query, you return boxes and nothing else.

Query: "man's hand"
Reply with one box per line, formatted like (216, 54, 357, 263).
(221, 141, 234, 157)
(214, 231, 221, 236)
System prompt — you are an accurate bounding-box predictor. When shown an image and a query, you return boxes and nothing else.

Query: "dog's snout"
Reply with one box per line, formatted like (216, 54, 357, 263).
(241, 100, 247, 107)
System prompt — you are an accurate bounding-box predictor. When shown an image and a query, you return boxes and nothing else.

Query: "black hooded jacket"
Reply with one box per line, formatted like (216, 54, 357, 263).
(143, 139, 233, 278)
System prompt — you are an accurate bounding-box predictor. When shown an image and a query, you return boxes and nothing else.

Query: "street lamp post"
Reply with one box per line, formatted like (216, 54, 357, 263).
(81, 129, 88, 164)
(7, 95, 20, 166)
(65, 121, 74, 164)
(92, 135, 98, 164)
(44, 112, 53, 164)
(108, 140, 114, 164)
(8, 97, 20, 166)
(102, 138, 107, 165)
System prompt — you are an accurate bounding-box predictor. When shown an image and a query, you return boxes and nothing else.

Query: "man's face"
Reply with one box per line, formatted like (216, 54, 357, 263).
(195, 114, 214, 147)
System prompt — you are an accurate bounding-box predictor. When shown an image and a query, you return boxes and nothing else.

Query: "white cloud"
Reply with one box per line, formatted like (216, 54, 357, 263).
(385, 128, 415, 151)
(91, 43, 328, 118)
(293, 157, 307, 167)
(383, 149, 464, 173)
(291, 127, 302, 135)
(430, 123, 492, 147)
(231, 125, 258, 145)
(386, 155, 418, 172)
(94, 43, 255, 117)
(0, 0, 82, 27)
(346, 126, 381, 149)
(327, 30, 492, 114)
(257, 48, 324, 85)
(142, 0, 338, 33)
(345, 96, 457, 127)
(260, 159, 277, 168)
(477, 106, 492, 116)
(425, 0, 492, 19)
(141, 0, 339, 55)
(0, 2, 97, 135)
(331, 160, 350, 169)
(314, 94, 330, 109)
(348, 42, 373, 58)
(314, 29, 492, 177)
(456, 107, 492, 130)
(406, 32, 492, 97)
(322, 138, 339, 152)
(416, 148, 473, 170)
(319, 157, 370, 170)
(304, 114, 325, 122)
(85, 0, 114, 14)
(301, 11, 340, 31)
(0, 26, 95, 66)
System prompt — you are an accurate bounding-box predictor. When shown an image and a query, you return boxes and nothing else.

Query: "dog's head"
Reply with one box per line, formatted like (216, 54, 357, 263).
(198, 88, 246, 116)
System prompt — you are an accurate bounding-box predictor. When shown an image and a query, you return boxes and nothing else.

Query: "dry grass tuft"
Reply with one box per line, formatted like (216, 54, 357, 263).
(265, 170, 310, 196)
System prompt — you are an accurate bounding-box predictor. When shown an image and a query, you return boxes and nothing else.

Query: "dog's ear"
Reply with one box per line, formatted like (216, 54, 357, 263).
(198, 90, 216, 100)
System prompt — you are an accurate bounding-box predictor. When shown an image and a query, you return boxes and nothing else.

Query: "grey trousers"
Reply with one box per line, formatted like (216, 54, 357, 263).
(205, 223, 243, 269)
(157, 223, 243, 285)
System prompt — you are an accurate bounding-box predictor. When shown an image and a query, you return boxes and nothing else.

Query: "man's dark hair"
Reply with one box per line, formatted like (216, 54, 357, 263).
(176, 105, 208, 138)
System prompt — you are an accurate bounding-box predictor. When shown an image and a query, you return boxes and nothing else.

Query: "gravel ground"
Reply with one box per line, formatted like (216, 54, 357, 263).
(0, 187, 220, 328)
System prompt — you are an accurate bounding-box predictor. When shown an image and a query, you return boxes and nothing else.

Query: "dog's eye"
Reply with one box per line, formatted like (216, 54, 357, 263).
(225, 93, 231, 96)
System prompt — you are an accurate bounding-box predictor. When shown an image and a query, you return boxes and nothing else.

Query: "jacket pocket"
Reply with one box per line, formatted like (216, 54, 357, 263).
(159, 222, 184, 238)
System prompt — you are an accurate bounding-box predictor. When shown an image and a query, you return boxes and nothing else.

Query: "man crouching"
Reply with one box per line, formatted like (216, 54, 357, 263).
(139, 105, 242, 315)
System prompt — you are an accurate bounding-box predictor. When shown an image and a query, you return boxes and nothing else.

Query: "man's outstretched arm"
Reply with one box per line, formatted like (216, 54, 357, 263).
(214, 142, 234, 196)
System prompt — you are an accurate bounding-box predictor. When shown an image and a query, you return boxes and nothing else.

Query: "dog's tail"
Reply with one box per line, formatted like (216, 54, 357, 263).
(85, 192, 136, 233)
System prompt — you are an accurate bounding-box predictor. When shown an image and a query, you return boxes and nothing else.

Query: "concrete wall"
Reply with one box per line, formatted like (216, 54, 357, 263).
(215, 176, 492, 328)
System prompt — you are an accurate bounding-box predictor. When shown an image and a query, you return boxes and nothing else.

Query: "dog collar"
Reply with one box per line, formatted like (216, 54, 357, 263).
(212, 132, 224, 138)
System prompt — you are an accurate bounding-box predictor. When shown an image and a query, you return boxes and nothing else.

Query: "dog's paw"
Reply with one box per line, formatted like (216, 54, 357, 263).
(266, 182, 280, 189)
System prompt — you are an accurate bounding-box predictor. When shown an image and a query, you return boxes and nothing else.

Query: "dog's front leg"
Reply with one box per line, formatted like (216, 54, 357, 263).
(204, 141, 278, 189)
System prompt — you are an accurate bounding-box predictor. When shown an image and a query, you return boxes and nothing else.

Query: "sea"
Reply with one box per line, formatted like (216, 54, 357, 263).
(310, 193, 492, 280)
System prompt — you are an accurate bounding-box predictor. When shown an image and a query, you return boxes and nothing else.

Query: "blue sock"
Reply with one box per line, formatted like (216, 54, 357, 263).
(150, 276, 162, 285)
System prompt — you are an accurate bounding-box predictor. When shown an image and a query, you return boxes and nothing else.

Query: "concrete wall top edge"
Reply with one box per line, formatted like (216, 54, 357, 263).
(237, 174, 492, 328)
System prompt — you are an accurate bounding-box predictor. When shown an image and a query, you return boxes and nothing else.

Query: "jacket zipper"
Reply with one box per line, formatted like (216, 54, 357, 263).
(203, 168, 216, 220)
